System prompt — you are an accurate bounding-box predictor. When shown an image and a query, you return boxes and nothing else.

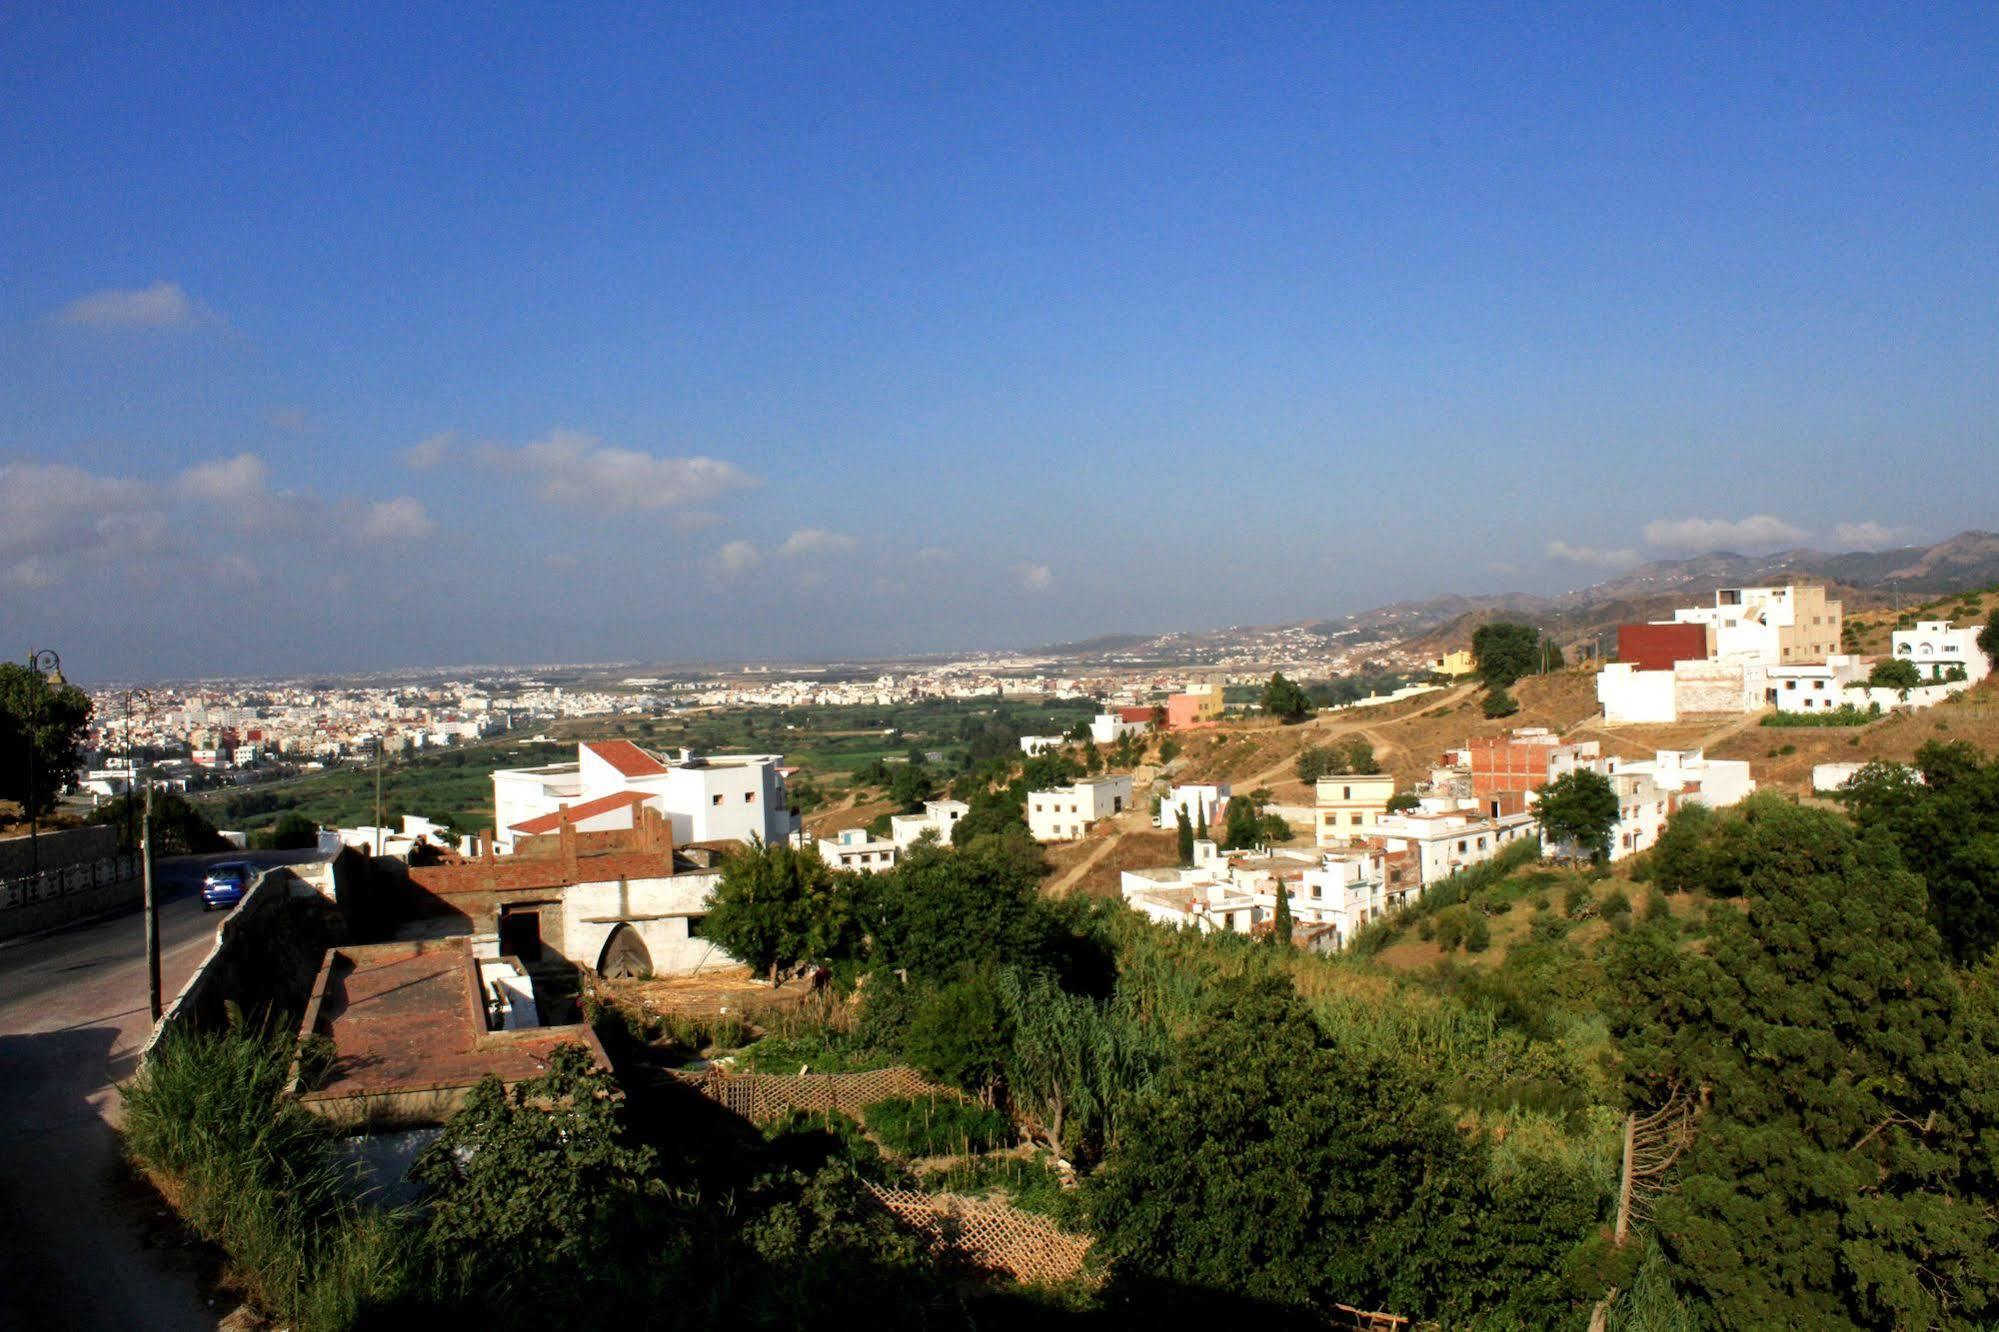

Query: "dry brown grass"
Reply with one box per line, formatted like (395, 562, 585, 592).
(803, 797, 900, 838)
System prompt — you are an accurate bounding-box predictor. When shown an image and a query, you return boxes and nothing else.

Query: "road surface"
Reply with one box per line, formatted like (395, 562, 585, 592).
(0, 849, 324, 1331)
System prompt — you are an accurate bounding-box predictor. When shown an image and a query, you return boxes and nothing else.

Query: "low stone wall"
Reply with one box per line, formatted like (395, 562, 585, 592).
(0, 824, 117, 878)
(0, 857, 143, 942)
(141, 857, 348, 1065)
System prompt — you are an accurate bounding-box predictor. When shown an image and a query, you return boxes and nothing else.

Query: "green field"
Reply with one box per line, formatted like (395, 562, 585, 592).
(199, 696, 1099, 835)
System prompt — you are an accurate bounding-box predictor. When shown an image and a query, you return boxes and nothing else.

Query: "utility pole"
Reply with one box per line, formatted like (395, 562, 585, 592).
(143, 778, 160, 1022)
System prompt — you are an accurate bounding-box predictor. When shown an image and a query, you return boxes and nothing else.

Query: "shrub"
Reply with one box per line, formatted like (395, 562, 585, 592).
(1463, 915, 1492, 953)
(1528, 911, 1572, 943)
(862, 1095, 1012, 1157)
(121, 1023, 411, 1328)
(1760, 705, 1878, 728)
(1563, 882, 1594, 920)
(1482, 688, 1520, 719)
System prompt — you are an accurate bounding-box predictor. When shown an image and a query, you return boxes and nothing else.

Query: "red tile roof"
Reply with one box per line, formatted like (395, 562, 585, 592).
(408, 850, 679, 896)
(509, 790, 652, 835)
(584, 739, 667, 777)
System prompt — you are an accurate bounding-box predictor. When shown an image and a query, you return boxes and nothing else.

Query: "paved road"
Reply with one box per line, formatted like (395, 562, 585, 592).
(0, 850, 324, 1331)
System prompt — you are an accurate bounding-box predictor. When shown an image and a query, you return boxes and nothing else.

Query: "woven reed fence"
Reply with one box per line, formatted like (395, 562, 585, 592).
(863, 1180, 1096, 1287)
(668, 1065, 958, 1124)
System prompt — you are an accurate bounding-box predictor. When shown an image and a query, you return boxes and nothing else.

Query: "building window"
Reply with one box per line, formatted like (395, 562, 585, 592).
(686, 914, 707, 938)
(712, 793, 724, 806)
(744, 791, 756, 802)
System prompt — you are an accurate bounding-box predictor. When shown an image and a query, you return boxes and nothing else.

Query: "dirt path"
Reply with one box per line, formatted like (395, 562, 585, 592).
(1045, 834, 1120, 897)
(1233, 684, 1479, 791)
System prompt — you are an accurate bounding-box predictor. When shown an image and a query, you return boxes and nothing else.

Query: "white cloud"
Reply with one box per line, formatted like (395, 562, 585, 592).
(1546, 539, 1640, 570)
(1015, 562, 1055, 592)
(400, 432, 455, 470)
(53, 281, 204, 329)
(174, 453, 272, 506)
(777, 528, 857, 558)
(483, 428, 757, 513)
(708, 541, 761, 580)
(0, 462, 166, 573)
(1642, 514, 1811, 553)
(1832, 520, 1914, 551)
(358, 497, 436, 543)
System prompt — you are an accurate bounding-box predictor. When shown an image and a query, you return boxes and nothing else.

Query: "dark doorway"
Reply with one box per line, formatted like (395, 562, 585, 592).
(597, 924, 653, 979)
(499, 909, 542, 963)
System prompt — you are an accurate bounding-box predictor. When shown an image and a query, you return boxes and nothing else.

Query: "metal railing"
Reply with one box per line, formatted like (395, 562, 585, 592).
(0, 853, 144, 912)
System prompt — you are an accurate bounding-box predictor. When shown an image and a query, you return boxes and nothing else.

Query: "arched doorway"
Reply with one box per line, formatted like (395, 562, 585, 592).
(597, 923, 653, 979)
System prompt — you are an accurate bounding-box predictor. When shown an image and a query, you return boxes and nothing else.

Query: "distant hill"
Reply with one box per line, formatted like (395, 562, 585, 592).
(1033, 531, 1999, 667)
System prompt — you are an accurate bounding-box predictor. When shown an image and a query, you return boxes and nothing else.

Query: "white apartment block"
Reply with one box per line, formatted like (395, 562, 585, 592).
(1157, 782, 1230, 832)
(815, 827, 899, 873)
(889, 799, 969, 849)
(1893, 622, 1990, 684)
(1120, 844, 1412, 952)
(1377, 805, 1539, 885)
(1671, 584, 1843, 664)
(1028, 775, 1134, 842)
(1089, 713, 1152, 744)
(1600, 584, 1845, 724)
(491, 740, 796, 854)
(1547, 749, 1756, 862)
(1315, 773, 1395, 848)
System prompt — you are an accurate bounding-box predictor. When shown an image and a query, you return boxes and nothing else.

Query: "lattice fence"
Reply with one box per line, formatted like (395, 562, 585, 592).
(864, 1180, 1095, 1287)
(669, 1065, 958, 1124)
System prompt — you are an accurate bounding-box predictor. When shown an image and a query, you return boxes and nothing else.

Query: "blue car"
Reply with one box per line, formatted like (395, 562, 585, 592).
(201, 861, 252, 912)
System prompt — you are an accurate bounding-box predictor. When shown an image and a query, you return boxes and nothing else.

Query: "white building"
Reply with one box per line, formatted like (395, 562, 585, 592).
(1600, 584, 1844, 724)
(491, 740, 795, 854)
(1019, 735, 1068, 756)
(1767, 656, 1870, 713)
(1549, 749, 1757, 861)
(1892, 622, 1990, 684)
(1377, 804, 1539, 885)
(1157, 782, 1229, 831)
(815, 827, 898, 873)
(1027, 775, 1134, 842)
(1089, 713, 1152, 744)
(889, 799, 969, 849)
(1119, 843, 1413, 952)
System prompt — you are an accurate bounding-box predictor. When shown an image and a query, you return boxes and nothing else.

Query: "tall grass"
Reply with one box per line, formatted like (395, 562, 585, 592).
(121, 1023, 412, 1328)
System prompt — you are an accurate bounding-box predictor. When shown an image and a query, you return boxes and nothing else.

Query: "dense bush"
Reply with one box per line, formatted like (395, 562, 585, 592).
(863, 1095, 1012, 1156)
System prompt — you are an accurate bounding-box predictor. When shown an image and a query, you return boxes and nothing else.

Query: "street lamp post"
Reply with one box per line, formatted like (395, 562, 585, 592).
(25, 649, 62, 876)
(125, 689, 161, 1022)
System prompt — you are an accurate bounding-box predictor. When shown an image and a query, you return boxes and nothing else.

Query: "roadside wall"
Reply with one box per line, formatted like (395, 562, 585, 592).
(141, 857, 349, 1065)
(0, 825, 116, 877)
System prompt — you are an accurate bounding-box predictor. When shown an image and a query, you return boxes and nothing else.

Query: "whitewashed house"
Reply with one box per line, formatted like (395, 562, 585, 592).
(1892, 622, 1989, 684)
(1028, 776, 1134, 842)
(889, 799, 969, 849)
(815, 827, 899, 872)
(1157, 782, 1230, 832)
(491, 740, 796, 854)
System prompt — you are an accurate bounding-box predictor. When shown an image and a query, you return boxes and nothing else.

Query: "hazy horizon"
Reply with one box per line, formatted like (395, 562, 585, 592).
(6, 6, 1996, 678)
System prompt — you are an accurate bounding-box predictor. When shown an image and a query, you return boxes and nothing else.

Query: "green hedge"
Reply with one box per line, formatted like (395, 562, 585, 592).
(1759, 704, 1880, 728)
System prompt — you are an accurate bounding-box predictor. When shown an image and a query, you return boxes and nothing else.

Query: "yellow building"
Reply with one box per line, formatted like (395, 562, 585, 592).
(1316, 773, 1395, 847)
(1166, 683, 1225, 728)
(1430, 649, 1476, 679)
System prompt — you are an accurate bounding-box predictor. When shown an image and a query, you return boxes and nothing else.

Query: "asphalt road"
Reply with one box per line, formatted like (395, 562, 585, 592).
(0, 849, 328, 1331)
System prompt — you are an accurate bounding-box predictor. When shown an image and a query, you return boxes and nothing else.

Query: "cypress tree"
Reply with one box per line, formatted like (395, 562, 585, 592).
(1175, 805, 1195, 866)
(1272, 883, 1293, 948)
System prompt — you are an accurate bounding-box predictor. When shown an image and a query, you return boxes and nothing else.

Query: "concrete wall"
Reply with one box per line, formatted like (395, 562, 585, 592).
(0, 856, 142, 942)
(0, 824, 116, 878)
(141, 858, 348, 1065)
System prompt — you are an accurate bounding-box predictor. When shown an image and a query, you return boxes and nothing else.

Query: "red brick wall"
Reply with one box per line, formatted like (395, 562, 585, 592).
(1617, 622, 1708, 672)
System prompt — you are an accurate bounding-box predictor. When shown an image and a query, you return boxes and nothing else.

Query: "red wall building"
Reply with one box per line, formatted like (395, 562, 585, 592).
(1616, 622, 1710, 672)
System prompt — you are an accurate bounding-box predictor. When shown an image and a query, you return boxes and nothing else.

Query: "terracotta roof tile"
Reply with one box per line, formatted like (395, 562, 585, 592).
(584, 739, 668, 777)
(509, 790, 652, 835)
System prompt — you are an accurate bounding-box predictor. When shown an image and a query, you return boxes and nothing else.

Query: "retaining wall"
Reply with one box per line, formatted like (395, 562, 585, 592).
(0, 824, 117, 877)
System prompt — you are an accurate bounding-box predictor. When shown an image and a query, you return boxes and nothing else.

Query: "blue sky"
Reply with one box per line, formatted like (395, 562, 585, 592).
(3, 4, 1995, 680)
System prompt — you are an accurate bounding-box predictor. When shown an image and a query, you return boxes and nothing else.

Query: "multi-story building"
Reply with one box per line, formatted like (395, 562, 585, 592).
(1892, 621, 1990, 683)
(815, 827, 898, 872)
(1466, 730, 1601, 800)
(1377, 803, 1539, 884)
(1157, 782, 1230, 832)
(1670, 584, 1843, 664)
(1164, 684, 1224, 729)
(1315, 773, 1394, 847)
(1027, 776, 1134, 842)
(491, 740, 795, 854)
(1600, 584, 1843, 724)
(889, 799, 969, 849)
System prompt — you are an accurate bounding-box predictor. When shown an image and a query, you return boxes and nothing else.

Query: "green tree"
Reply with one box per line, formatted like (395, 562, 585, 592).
(884, 762, 933, 811)
(1222, 792, 1263, 849)
(1157, 736, 1181, 766)
(1471, 621, 1548, 689)
(860, 832, 1060, 983)
(87, 788, 229, 854)
(1605, 800, 1999, 1328)
(412, 1044, 669, 1315)
(1481, 687, 1520, 719)
(703, 840, 853, 983)
(1647, 801, 1719, 895)
(0, 662, 93, 818)
(1175, 805, 1195, 867)
(995, 966, 1161, 1158)
(902, 972, 1008, 1095)
(1271, 883, 1293, 948)
(1842, 745, 1999, 964)
(1980, 610, 1999, 671)
(1091, 976, 1499, 1318)
(1535, 769, 1619, 861)
(1868, 657, 1922, 691)
(270, 810, 319, 850)
(1261, 672, 1310, 723)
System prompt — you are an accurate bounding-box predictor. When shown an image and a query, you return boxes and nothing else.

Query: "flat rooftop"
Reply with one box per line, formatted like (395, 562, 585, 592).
(295, 939, 609, 1127)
